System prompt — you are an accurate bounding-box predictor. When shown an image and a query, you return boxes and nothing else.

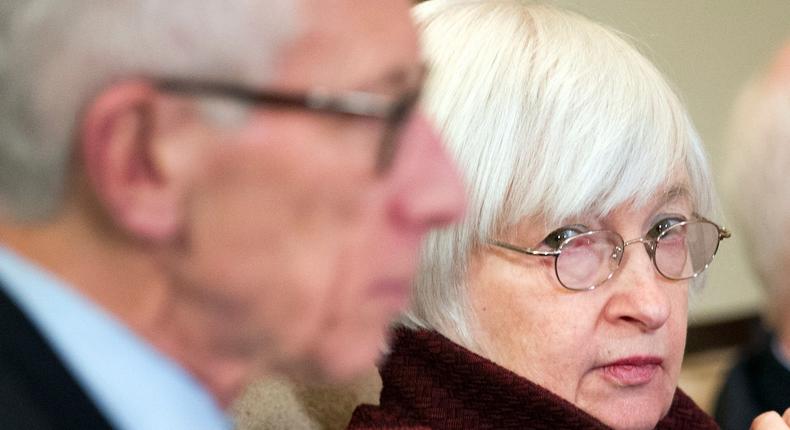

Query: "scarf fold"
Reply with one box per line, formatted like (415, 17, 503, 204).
(349, 328, 719, 430)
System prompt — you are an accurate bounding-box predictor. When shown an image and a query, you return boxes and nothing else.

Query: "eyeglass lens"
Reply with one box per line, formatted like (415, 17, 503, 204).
(376, 91, 420, 172)
(555, 221, 721, 290)
(654, 221, 720, 280)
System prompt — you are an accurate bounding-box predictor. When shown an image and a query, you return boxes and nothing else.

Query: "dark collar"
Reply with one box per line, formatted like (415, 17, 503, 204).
(0, 278, 114, 430)
(350, 328, 718, 429)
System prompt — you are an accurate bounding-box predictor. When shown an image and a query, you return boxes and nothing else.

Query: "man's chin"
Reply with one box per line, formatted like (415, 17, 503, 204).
(294, 324, 392, 384)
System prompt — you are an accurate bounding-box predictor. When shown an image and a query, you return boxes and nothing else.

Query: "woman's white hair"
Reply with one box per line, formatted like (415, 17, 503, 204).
(403, 0, 717, 347)
(722, 46, 790, 327)
(0, 0, 297, 220)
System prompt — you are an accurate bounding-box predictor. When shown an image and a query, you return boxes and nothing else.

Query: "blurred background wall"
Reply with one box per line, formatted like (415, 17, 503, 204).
(542, 0, 790, 325)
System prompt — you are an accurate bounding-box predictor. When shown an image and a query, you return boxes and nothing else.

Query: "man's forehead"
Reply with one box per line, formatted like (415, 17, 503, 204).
(272, 0, 421, 92)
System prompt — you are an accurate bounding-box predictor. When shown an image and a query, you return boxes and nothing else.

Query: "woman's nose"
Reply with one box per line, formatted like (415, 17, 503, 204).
(603, 243, 672, 332)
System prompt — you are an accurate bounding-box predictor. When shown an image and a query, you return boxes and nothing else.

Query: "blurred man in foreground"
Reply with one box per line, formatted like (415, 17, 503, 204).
(0, 0, 465, 428)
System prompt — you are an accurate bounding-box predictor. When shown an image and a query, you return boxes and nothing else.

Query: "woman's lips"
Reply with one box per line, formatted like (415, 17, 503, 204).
(600, 356, 663, 386)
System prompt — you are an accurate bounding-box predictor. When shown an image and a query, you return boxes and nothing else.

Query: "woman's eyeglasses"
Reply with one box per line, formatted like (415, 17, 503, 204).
(489, 217, 730, 291)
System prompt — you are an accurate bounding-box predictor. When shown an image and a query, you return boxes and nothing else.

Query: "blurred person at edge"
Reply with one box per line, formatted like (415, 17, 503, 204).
(0, 0, 465, 429)
(715, 41, 790, 430)
(349, 1, 730, 429)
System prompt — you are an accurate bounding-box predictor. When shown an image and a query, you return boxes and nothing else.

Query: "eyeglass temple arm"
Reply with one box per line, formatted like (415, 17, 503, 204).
(694, 214, 731, 240)
(488, 240, 560, 257)
(155, 79, 394, 118)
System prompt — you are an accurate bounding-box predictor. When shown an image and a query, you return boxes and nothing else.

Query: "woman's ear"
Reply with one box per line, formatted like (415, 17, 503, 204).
(79, 81, 184, 243)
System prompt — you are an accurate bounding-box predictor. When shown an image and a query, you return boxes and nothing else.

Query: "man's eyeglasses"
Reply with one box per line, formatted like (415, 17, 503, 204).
(155, 79, 422, 174)
(489, 217, 731, 291)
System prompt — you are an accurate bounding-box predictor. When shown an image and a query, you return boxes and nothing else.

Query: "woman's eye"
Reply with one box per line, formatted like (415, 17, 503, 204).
(648, 217, 685, 238)
(542, 225, 587, 249)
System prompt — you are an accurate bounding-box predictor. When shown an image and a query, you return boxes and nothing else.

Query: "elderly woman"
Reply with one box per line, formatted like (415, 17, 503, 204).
(349, 1, 727, 429)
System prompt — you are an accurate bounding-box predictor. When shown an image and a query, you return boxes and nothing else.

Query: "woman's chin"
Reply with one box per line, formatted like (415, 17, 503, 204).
(595, 410, 665, 430)
(573, 372, 677, 430)
(572, 367, 677, 430)
(580, 393, 672, 430)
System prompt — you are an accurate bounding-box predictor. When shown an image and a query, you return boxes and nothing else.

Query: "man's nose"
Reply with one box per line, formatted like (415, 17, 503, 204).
(386, 111, 466, 232)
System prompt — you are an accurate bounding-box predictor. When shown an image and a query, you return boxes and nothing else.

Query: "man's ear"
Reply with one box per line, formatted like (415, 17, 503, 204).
(79, 81, 183, 243)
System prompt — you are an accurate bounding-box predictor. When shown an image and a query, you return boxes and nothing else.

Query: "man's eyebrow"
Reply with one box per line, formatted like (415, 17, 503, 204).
(363, 63, 427, 92)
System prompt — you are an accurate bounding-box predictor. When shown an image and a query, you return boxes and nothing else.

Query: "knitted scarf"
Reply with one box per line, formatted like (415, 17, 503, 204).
(349, 329, 719, 430)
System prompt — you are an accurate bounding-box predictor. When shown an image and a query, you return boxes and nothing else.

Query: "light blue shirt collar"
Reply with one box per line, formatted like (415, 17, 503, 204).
(0, 246, 232, 430)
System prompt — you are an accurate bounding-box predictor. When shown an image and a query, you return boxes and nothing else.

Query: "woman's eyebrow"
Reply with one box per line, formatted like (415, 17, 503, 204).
(643, 186, 693, 224)
(660, 185, 692, 207)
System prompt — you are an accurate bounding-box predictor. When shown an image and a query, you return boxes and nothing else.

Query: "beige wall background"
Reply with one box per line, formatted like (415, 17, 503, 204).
(543, 0, 790, 324)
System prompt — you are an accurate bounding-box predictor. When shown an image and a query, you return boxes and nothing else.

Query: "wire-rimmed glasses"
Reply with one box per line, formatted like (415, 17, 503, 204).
(154, 77, 422, 175)
(489, 217, 731, 291)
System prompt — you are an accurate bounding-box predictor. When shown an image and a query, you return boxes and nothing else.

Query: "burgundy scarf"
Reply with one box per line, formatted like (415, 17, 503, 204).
(348, 328, 719, 430)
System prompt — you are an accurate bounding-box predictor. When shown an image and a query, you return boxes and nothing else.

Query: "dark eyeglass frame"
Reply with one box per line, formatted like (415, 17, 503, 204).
(154, 79, 422, 173)
(489, 216, 731, 291)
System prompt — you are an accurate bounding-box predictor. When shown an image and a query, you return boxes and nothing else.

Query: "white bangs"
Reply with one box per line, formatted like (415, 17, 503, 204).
(418, 2, 712, 240)
(504, 58, 700, 228)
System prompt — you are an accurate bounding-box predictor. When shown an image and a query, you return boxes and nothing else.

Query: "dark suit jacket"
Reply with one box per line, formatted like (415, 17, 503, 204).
(714, 331, 790, 430)
(0, 279, 114, 429)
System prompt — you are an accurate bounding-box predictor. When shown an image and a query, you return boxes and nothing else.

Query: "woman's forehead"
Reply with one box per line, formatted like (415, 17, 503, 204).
(650, 184, 695, 210)
(506, 182, 695, 237)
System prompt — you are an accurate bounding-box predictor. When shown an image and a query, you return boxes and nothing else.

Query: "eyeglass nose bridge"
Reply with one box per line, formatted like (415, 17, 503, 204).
(613, 236, 658, 263)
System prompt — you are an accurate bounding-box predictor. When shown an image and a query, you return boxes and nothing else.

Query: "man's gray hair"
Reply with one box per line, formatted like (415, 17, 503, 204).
(403, 0, 717, 347)
(0, 0, 298, 220)
(723, 53, 790, 326)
